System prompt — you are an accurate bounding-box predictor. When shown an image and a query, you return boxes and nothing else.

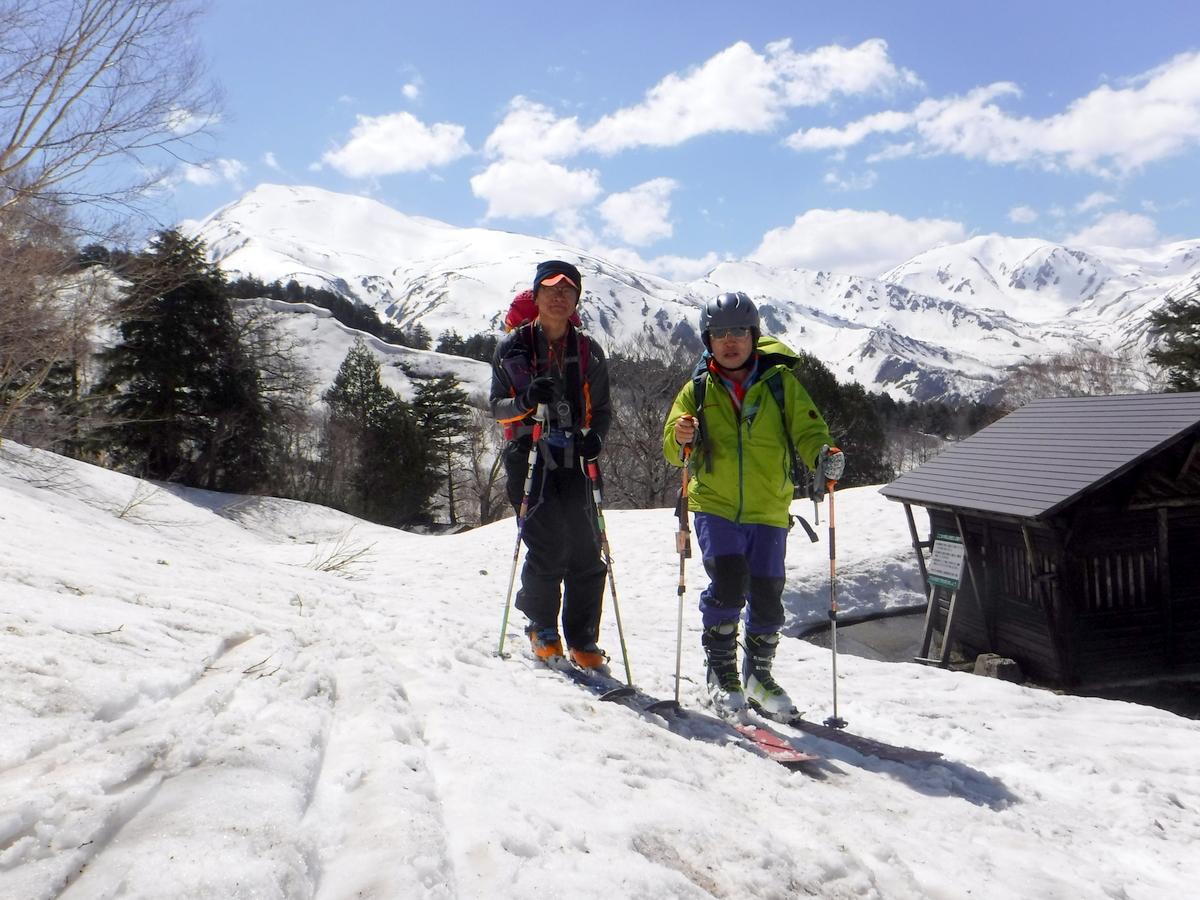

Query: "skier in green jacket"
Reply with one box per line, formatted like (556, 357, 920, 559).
(663, 292, 844, 714)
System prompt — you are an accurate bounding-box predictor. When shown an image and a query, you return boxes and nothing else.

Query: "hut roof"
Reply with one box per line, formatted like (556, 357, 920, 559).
(879, 393, 1200, 519)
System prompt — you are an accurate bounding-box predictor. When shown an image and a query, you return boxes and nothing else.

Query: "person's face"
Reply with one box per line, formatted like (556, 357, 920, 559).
(710, 327, 754, 370)
(535, 280, 579, 323)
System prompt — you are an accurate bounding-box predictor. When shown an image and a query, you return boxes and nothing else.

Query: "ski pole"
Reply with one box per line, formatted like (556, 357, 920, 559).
(824, 480, 847, 729)
(497, 403, 547, 658)
(673, 445, 692, 704)
(583, 450, 633, 685)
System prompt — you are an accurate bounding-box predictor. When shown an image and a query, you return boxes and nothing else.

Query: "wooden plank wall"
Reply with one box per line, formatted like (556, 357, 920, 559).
(924, 506, 1200, 684)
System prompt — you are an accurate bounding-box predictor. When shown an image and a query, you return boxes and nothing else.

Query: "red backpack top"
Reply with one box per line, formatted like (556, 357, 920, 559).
(504, 290, 582, 331)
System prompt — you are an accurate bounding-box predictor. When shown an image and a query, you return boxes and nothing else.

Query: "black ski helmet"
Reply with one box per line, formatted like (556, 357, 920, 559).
(700, 291, 760, 350)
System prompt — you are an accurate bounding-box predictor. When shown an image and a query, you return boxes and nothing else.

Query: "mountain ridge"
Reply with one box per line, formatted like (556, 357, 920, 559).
(186, 184, 1200, 402)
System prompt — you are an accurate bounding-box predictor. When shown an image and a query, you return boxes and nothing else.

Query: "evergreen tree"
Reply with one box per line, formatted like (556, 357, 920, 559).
(436, 330, 467, 356)
(411, 374, 471, 524)
(462, 332, 499, 362)
(320, 339, 437, 525)
(791, 351, 893, 487)
(1149, 286, 1200, 392)
(403, 324, 432, 350)
(94, 231, 275, 491)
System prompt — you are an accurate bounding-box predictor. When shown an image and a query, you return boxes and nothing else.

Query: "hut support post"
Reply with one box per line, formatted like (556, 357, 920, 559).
(904, 503, 932, 598)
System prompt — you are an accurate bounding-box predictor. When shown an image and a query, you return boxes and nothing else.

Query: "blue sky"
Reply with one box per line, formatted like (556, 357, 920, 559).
(167, 0, 1200, 278)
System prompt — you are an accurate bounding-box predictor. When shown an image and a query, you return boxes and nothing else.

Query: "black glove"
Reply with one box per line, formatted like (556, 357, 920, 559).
(577, 430, 603, 460)
(520, 376, 555, 411)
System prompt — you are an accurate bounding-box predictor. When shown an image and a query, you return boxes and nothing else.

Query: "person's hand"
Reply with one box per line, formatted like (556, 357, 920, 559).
(674, 414, 697, 446)
(818, 445, 845, 483)
(577, 430, 602, 460)
(521, 376, 554, 410)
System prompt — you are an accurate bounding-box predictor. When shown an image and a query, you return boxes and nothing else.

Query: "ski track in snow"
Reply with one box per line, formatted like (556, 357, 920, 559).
(1, 441, 1198, 899)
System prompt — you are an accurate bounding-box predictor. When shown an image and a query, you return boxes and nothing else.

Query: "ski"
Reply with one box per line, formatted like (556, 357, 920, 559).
(536, 656, 820, 769)
(731, 722, 819, 765)
(761, 709, 941, 763)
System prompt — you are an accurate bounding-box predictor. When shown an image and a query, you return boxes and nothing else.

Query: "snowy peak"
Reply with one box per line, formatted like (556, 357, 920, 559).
(880, 233, 1200, 330)
(188, 186, 1199, 402)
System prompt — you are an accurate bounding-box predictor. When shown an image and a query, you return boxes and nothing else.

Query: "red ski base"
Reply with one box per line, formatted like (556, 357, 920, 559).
(733, 723, 821, 765)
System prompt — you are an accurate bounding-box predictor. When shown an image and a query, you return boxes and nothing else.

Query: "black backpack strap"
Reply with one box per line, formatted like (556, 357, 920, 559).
(691, 357, 713, 473)
(765, 371, 805, 500)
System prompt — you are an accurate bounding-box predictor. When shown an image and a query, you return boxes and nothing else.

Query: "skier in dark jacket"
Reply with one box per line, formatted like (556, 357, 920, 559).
(663, 292, 844, 714)
(490, 260, 613, 668)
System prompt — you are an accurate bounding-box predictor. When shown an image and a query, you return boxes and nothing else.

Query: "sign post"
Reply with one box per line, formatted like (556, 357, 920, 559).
(916, 531, 967, 666)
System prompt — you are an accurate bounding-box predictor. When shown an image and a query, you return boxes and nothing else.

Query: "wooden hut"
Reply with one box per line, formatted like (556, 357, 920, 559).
(880, 393, 1200, 686)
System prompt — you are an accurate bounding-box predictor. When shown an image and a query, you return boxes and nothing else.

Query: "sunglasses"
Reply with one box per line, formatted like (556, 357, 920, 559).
(539, 282, 579, 299)
(709, 327, 751, 340)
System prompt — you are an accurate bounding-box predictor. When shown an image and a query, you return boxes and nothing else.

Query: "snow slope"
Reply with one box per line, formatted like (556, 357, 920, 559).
(243, 298, 492, 402)
(2, 441, 1198, 899)
(186, 184, 1200, 402)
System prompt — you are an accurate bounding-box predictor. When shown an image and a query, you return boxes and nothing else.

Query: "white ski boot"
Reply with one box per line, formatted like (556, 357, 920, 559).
(743, 632, 798, 716)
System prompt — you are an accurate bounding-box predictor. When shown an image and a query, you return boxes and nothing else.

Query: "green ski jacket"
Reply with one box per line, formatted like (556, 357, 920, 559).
(662, 339, 833, 528)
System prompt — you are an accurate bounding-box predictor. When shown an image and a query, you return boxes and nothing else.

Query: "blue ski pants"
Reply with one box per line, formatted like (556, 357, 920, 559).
(694, 512, 788, 634)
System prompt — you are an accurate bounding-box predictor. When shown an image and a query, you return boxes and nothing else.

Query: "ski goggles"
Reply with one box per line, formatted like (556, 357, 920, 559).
(708, 326, 752, 340)
(539, 273, 577, 289)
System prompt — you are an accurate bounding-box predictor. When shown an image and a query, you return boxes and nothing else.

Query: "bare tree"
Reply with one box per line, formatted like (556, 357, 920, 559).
(457, 399, 508, 526)
(998, 346, 1166, 410)
(1, 0, 221, 228)
(886, 429, 944, 474)
(0, 206, 112, 445)
(603, 335, 694, 509)
(231, 300, 318, 418)
(0, 0, 220, 446)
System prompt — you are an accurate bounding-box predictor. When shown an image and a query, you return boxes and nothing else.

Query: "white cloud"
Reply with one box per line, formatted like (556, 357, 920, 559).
(747, 208, 966, 277)
(548, 210, 722, 281)
(483, 97, 586, 162)
(1066, 211, 1160, 248)
(322, 111, 471, 177)
(583, 39, 915, 154)
(1008, 205, 1038, 223)
(823, 170, 878, 191)
(646, 252, 724, 281)
(606, 248, 724, 282)
(472, 40, 915, 221)
(598, 178, 678, 245)
(547, 208, 599, 250)
(402, 83, 420, 100)
(583, 42, 781, 153)
(788, 109, 915, 152)
(181, 158, 247, 187)
(768, 37, 921, 106)
(786, 50, 1200, 176)
(262, 152, 281, 171)
(166, 107, 220, 136)
(1076, 191, 1116, 212)
(470, 159, 602, 218)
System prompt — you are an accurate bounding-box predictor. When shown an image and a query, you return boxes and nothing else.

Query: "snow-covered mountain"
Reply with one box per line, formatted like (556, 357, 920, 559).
(187, 185, 1200, 402)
